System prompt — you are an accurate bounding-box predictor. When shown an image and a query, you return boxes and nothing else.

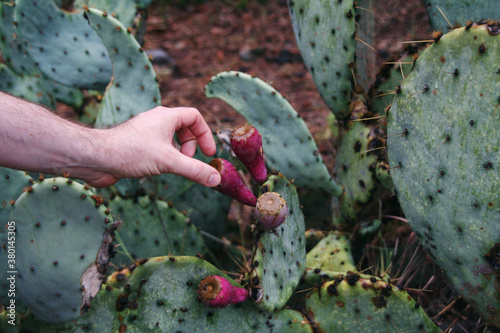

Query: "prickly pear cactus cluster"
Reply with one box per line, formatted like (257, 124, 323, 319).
(387, 22, 500, 325)
(1, 0, 499, 331)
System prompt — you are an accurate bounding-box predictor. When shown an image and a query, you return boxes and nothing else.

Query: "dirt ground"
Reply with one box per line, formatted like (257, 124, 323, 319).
(144, 0, 431, 166)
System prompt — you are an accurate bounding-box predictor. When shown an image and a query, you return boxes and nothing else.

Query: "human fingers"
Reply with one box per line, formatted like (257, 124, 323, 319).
(168, 150, 221, 187)
(179, 138, 198, 157)
(173, 108, 216, 157)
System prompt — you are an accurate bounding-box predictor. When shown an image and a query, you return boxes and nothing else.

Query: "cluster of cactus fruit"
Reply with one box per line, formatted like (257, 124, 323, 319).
(0, 0, 498, 332)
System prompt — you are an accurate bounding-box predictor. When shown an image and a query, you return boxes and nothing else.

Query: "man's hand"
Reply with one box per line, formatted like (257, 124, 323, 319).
(89, 107, 222, 188)
(0, 92, 221, 188)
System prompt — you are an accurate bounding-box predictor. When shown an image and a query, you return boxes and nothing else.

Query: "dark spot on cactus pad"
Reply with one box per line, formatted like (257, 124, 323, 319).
(327, 283, 338, 296)
(116, 294, 129, 312)
(372, 295, 387, 308)
(484, 243, 500, 280)
(465, 21, 473, 30)
(470, 120, 475, 126)
(479, 43, 486, 54)
(354, 141, 362, 153)
(116, 273, 125, 282)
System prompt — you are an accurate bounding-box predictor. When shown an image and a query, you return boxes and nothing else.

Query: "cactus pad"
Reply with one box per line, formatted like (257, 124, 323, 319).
(387, 24, 499, 326)
(77, 256, 312, 332)
(85, 7, 160, 127)
(424, 0, 499, 32)
(288, 0, 355, 119)
(249, 174, 306, 312)
(305, 275, 440, 332)
(306, 232, 356, 272)
(14, 0, 112, 90)
(10, 178, 115, 323)
(206, 71, 342, 195)
(109, 195, 205, 264)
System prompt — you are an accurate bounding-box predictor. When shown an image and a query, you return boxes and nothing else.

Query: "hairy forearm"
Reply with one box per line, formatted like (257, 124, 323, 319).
(0, 92, 109, 179)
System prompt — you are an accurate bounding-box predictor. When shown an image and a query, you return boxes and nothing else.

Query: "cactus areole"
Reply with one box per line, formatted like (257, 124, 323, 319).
(256, 192, 287, 230)
(198, 275, 249, 308)
(230, 124, 267, 184)
(209, 158, 257, 206)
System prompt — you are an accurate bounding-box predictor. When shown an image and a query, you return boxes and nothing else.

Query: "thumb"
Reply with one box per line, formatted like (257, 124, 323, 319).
(169, 151, 221, 187)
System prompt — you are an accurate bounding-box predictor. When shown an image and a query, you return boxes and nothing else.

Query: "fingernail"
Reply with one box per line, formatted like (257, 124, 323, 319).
(208, 173, 221, 187)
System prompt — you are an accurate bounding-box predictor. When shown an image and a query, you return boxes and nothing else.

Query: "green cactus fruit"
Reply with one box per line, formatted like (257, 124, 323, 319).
(74, 0, 137, 28)
(288, 0, 375, 119)
(14, 0, 112, 90)
(0, 64, 55, 108)
(424, 0, 499, 32)
(108, 195, 206, 265)
(249, 173, 306, 312)
(306, 231, 356, 272)
(305, 273, 440, 332)
(386, 23, 499, 326)
(77, 256, 313, 332)
(206, 71, 342, 196)
(332, 99, 385, 229)
(84, 7, 160, 127)
(9, 178, 117, 323)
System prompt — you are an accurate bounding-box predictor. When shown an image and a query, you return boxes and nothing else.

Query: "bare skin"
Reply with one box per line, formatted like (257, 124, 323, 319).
(0, 92, 221, 188)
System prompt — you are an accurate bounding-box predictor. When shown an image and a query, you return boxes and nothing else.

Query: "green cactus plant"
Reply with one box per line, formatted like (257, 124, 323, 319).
(76, 256, 313, 332)
(424, 0, 499, 32)
(248, 173, 306, 312)
(14, 0, 113, 90)
(9, 178, 117, 323)
(304, 273, 440, 332)
(108, 195, 206, 265)
(386, 23, 499, 326)
(206, 71, 342, 196)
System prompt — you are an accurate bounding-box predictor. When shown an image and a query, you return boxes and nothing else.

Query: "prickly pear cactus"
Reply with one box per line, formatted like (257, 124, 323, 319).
(249, 174, 306, 312)
(287, 0, 356, 119)
(305, 274, 440, 332)
(109, 195, 206, 265)
(85, 7, 160, 127)
(77, 256, 313, 332)
(75, 0, 138, 28)
(306, 231, 356, 272)
(0, 2, 38, 76)
(0, 65, 54, 108)
(387, 23, 499, 326)
(332, 99, 385, 228)
(206, 71, 342, 196)
(424, 0, 499, 32)
(10, 178, 116, 324)
(14, 0, 112, 90)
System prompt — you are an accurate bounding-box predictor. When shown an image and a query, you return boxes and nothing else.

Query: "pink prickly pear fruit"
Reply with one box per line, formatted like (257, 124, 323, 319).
(256, 192, 287, 230)
(230, 125, 267, 184)
(209, 158, 257, 207)
(198, 275, 249, 308)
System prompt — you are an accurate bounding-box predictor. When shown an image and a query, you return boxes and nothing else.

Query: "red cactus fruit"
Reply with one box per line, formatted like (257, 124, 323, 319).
(230, 125, 267, 184)
(256, 192, 287, 230)
(209, 158, 257, 207)
(198, 275, 249, 308)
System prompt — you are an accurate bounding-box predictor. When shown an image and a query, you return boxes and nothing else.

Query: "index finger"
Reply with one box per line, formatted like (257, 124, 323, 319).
(173, 107, 216, 157)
